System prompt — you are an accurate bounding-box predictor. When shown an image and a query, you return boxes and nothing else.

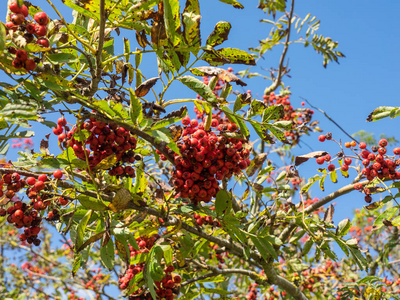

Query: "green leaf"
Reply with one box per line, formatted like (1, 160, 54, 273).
(0, 23, 6, 52)
(259, 236, 278, 260)
(249, 235, 269, 261)
(0, 103, 37, 120)
(72, 253, 82, 276)
(302, 238, 313, 255)
(264, 123, 289, 144)
(206, 21, 231, 47)
(77, 195, 107, 211)
(63, 0, 99, 20)
(133, 163, 147, 194)
(330, 169, 338, 183)
(46, 53, 79, 64)
(366, 106, 398, 122)
(100, 238, 115, 270)
(129, 88, 143, 125)
(249, 121, 274, 144)
(202, 48, 256, 66)
(348, 246, 368, 271)
(75, 210, 93, 251)
(336, 218, 351, 237)
(163, 0, 181, 46)
(374, 207, 398, 229)
(178, 76, 217, 103)
(123, 37, 131, 62)
(217, 0, 244, 9)
(150, 107, 187, 130)
(261, 104, 284, 122)
(182, 0, 201, 54)
(215, 189, 231, 216)
(35, 73, 74, 91)
(160, 244, 173, 266)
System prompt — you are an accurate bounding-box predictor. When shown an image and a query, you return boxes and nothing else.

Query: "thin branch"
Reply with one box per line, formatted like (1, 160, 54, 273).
(301, 97, 359, 143)
(83, 0, 107, 97)
(264, 0, 295, 94)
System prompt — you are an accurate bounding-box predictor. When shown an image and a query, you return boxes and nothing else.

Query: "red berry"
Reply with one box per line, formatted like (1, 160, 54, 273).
(324, 154, 331, 161)
(359, 142, 367, 149)
(36, 37, 50, 48)
(24, 59, 36, 71)
(35, 180, 45, 191)
(57, 117, 67, 126)
(38, 174, 48, 182)
(16, 50, 28, 62)
(10, 13, 25, 25)
(182, 116, 190, 126)
(327, 164, 335, 172)
(344, 158, 352, 165)
(379, 139, 388, 147)
(341, 164, 349, 172)
(190, 119, 198, 127)
(9, 1, 22, 14)
(26, 23, 36, 34)
(20, 5, 29, 18)
(26, 177, 36, 186)
(394, 147, 400, 155)
(12, 59, 23, 69)
(316, 157, 325, 165)
(53, 169, 63, 179)
(318, 135, 326, 142)
(34, 25, 47, 37)
(34, 12, 49, 26)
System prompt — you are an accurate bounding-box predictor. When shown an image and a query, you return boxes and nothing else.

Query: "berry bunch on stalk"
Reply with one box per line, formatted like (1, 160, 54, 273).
(166, 115, 250, 205)
(263, 92, 315, 144)
(53, 116, 139, 178)
(5, 1, 51, 71)
(119, 235, 181, 300)
(0, 169, 66, 246)
(317, 132, 400, 203)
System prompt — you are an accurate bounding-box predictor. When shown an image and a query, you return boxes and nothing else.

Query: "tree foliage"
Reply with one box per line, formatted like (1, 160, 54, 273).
(0, 1, 398, 300)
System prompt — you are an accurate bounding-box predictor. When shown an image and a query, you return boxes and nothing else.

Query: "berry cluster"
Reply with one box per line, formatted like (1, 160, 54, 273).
(169, 116, 250, 204)
(0, 170, 66, 246)
(263, 92, 315, 143)
(5, 2, 51, 71)
(246, 283, 258, 300)
(318, 135, 400, 203)
(119, 235, 181, 300)
(53, 117, 138, 178)
(193, 212, 221, 227)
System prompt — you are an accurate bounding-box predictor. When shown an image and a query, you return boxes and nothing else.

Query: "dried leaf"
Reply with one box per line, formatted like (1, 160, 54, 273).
(323, 204, 334, 223)
(295, 151, 328, 166)
(190, 66, 247, 86)
(135, 77, 159, 97)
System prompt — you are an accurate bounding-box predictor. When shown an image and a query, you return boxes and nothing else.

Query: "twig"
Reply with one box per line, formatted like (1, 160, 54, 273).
(264, 0, 295, 94)
(301, 97, 359, 143)
(83, 0, 106, 97)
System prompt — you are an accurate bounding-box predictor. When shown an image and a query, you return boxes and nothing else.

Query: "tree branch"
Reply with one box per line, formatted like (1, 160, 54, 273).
(264, 0, 294, 95)
(82, 0, 106, 97)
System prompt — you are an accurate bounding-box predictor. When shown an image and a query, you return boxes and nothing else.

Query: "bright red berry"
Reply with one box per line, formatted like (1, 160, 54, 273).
(53, 169, 63, 179)
(318, 135, 326, 142)
(379, 139, 388, 147)
(34, 12, 49, 26)
(26, 177, 36, 186)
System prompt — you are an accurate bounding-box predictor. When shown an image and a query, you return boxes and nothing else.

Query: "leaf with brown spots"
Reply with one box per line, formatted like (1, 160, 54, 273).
(202, 48, 256, 66)
(206, 21, 231, 47)
(182, 0, 201, 54)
